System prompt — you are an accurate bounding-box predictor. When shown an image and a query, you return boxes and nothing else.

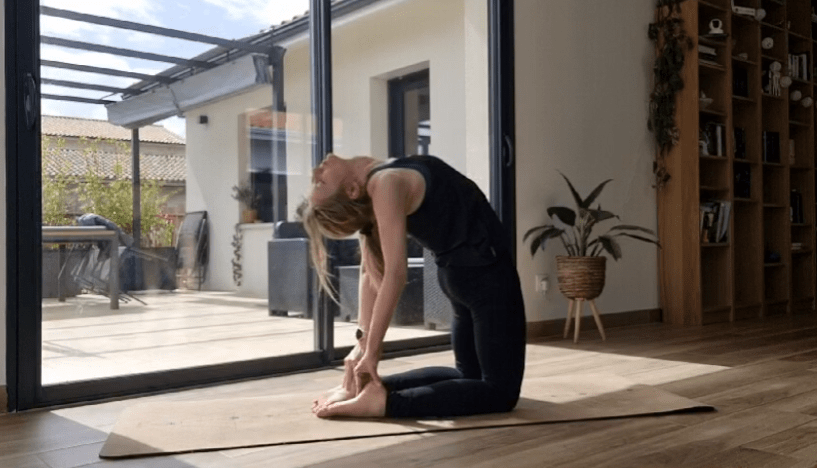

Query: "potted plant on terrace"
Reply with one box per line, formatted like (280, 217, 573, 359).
(523, 172, 660, 342)
(232, 182, 261, 224)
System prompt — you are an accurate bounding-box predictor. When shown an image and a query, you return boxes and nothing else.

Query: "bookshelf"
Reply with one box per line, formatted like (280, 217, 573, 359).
(657, 0, 816, 325)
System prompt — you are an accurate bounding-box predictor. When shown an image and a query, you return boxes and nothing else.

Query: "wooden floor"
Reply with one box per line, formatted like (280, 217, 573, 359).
(4, 313, 817, 467)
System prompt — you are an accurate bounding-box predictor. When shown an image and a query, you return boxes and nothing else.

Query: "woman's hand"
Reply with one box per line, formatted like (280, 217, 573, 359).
(354, 351, 381, 394)
(342, 341, 365, 393)
(311, 341, 365, 413)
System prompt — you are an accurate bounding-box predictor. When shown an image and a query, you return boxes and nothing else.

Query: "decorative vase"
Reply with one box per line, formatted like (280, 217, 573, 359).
(241, 209, 257, 224)
(556, 256, 606, 300)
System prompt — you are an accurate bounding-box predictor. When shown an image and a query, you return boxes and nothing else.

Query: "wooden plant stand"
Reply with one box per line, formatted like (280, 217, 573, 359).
(563, 298, 606, 344)
(557, 256, 607, 343)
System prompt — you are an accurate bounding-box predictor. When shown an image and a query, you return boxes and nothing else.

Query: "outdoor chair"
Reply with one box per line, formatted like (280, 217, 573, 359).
(267, 220, 358, 318)
(175, 211, 209, 290)
(70, 214, 175, 304)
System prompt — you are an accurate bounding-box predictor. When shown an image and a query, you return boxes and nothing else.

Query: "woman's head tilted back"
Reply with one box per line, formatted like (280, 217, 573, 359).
(299, 154, 384, 297)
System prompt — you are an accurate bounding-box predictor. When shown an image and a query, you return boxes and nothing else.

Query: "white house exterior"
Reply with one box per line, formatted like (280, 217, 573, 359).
(104, 0, 659, 320)
(135, 0, 658, 322)
(181, 0, 491, 297)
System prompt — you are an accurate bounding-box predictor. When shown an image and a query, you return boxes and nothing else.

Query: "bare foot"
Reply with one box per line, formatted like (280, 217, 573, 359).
(312, 354, 359, 412)
(312, 385, 353, 412)
(315, 379, 387, 418)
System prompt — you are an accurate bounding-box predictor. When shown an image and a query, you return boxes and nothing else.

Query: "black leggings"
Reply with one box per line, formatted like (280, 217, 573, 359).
(382, 253, 526, 418)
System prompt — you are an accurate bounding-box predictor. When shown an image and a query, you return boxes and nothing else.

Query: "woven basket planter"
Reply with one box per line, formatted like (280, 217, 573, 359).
(556, 256, 607, 300)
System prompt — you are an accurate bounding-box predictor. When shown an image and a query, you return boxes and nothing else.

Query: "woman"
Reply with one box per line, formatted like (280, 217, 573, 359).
(303, 153, 526, 418)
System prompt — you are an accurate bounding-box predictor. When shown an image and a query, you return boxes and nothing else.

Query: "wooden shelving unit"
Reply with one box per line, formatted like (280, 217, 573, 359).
(658, 0, 817, 325)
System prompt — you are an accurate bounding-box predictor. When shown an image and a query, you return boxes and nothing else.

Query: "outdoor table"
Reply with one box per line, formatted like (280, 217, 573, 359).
(42, 226, 120, 310)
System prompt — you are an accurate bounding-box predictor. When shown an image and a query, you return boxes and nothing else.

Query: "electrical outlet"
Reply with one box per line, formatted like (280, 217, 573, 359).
(535, 274, 548, 294)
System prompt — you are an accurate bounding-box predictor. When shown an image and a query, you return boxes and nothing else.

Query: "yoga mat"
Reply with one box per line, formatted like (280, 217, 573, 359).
(99, 373, 714, 459)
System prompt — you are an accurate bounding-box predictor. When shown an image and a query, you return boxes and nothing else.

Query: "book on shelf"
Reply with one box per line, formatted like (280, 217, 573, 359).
(700, 200, 732, 244)
(734, 127, 747, 159)
(733, 67, 749, 98)
(788, 53, 809, 81)
(791, 189, 804, 224)
(698, 44, 717, 62)
(702, 122, 725, 156)
(762, 131, 780, 163)
(734, 163, 751, 198)
(732, 2, 756, 17)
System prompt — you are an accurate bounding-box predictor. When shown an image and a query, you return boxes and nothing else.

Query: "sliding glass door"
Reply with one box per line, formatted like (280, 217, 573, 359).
(328, 0, 501, 357)
(6, 0, 515, 411)
(35, 0, 323, 405)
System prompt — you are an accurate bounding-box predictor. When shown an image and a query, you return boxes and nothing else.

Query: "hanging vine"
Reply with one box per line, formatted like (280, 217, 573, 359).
(231, 223, 243, 286)
(648, 0, 693, 188)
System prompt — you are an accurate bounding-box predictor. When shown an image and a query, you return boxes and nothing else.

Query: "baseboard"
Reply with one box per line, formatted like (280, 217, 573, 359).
(526, 308, 662, 341)
(0, 386, 7, 414)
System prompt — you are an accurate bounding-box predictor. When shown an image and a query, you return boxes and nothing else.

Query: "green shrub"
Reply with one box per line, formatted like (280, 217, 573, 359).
(42, 135, 179, 247)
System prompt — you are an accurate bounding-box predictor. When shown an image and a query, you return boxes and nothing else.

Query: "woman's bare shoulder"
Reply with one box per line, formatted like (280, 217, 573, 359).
(368, 168, 425, 214)
(367, 167, 411, 192)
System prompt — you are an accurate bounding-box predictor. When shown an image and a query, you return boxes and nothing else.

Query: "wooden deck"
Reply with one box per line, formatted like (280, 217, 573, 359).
(5, 312, 817, 467)
(42, 290, 443, 385)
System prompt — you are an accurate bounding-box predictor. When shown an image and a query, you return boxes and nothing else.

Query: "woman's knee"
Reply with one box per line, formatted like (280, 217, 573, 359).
(489, 388, 520, 413)
(502, 394, 520, 412)
(486, 380, 521, 412)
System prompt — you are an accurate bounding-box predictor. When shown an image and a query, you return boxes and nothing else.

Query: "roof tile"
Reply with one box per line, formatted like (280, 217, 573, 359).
(43, 148, 186, 182)
(42, 115, 185, 145)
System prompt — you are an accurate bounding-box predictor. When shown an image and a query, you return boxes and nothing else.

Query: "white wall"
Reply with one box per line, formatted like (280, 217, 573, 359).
(189, 0, 489, 292)
(185, 85, 274, 290)
(515, 0, 659, 322)
(280, 0, 489, 208)
(237, 223, 273, 297)
(1, 0, 6, 388)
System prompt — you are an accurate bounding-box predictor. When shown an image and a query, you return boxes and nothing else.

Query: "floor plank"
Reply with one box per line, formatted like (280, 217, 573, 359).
(4, 313, 817, 467)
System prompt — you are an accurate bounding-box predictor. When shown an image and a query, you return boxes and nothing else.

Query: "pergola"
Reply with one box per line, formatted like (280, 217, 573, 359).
(40, 5, 281, 247)
(38, 0, 379, 247)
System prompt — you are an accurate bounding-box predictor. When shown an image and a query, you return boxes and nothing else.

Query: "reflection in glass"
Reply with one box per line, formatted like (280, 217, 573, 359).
(329, 0, 490, 348)
(39, 0, 315, 385)
(389, 69, 431, 157)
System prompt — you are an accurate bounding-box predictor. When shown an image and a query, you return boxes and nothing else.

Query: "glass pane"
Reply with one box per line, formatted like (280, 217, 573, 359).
(403, 80, 431, 155)
(329, 0, 490, 350)
(39, 0, 313, 385)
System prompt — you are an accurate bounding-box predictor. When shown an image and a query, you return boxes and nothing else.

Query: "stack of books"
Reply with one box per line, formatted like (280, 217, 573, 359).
(700, 200, 732, 243)
(699, 44, 718, 66)
(763, 131, 781, 163)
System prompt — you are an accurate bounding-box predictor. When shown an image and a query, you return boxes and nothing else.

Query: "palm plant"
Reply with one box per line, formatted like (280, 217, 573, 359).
(524, 173, 660, 260)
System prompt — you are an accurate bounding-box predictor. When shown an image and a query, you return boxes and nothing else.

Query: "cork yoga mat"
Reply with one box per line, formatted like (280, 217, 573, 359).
(100, 373, 714, 459)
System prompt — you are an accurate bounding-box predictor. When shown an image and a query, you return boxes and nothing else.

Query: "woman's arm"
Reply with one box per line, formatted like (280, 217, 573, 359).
(356, 266, 377, 349)
(312, 239, 382, 409)
(355, 171, 409, 388)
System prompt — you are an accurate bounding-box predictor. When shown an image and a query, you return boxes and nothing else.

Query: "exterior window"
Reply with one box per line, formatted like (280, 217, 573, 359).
(388, 69, 430, 158)
(248, 108, 287, 223)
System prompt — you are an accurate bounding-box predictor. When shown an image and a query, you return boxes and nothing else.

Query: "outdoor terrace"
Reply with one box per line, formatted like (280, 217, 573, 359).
(42, 290, 444, 385)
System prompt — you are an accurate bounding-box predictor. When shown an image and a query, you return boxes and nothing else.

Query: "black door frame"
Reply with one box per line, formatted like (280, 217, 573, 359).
(6, 0, 42, 412)
(5, 0, 516, 411)
(388, 68, 430, 158)
(489, 0, 516, 258)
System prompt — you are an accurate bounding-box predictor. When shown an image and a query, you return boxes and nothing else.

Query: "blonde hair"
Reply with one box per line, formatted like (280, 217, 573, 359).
(300, 190, 384, 300)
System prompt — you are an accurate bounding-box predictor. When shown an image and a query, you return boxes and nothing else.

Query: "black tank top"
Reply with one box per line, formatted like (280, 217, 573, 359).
(367, 155, 508, 267)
